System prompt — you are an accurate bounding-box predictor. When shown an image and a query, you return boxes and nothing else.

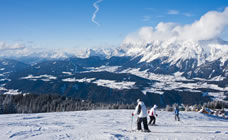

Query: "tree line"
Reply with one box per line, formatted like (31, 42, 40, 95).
(0, 94, 135, 114)
(1, 94, 227, 115)
(165, 101, 228, 112)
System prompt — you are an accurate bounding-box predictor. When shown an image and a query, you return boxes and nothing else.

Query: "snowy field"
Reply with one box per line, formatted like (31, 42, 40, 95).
(0, 110, 228, 140)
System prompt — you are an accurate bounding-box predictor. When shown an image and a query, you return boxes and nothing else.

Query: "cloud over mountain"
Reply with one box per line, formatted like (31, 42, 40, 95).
(0, 41, 76, 59)
(0, 42, 25, 51)
(0, 42, 34, 58)
(123, 7, 228, 44)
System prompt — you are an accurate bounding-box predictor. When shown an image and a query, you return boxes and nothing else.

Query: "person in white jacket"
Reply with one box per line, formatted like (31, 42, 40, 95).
(148, 104, 158, 125)
(132, 99, 150, 132)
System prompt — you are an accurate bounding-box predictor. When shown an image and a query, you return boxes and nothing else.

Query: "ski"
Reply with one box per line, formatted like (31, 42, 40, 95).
(121, 129, 151, 133)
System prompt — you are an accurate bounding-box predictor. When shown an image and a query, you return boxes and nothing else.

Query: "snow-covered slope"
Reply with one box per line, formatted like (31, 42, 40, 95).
(0, 110, 227, 140)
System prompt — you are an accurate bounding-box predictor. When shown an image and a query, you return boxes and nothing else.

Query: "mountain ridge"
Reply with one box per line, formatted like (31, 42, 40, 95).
(0, 38, 228, 105)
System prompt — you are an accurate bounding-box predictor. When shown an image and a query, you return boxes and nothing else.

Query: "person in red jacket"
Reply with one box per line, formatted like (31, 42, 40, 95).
(148, 104, 158, 125)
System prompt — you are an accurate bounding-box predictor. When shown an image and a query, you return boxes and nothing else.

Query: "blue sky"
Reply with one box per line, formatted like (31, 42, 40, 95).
(0, 0, 228, 49)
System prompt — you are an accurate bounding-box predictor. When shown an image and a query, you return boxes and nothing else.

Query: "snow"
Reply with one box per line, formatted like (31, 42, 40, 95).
(0, 78, 11, 82)
(207, 43, 228, 65)
(0, 110, 227, 140)
(62, 72, 73, 75)
(208, 92, 227, 101)
(122, 39, 228, 67)
(121, 68, 228, 94)
(85, 66, 120, 73)
(2, 61, 8, 65)
(121, 68, 190, 82)
(20, 75, 57, 82)
(62, 78, 78, 82)
(62, 78, 95, 83)
(209, 75, 225, 81)
(77, 78, 96, 83)
(0, 87, 27, 95)
(62, 78, 136, 90)
(1, 38, 228, 68)
(65, 48, 125, 59)
(93, 79, 136, 90)
(3, 89, 22, 95)
(0, 87, 7, 92)
(142, 88, 164, 95)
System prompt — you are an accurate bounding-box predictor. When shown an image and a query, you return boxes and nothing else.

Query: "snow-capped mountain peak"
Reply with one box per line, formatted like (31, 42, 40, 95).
(121, 38, 228, 67)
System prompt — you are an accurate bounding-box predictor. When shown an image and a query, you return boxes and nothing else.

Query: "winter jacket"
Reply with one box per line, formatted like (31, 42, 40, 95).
(149, 107, 157, 117)
(175, 108, 179, 115)
(134, 101, 147, 118)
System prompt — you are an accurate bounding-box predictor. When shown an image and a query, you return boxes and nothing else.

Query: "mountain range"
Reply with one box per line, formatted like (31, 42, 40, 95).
(0, 38, 228, 106)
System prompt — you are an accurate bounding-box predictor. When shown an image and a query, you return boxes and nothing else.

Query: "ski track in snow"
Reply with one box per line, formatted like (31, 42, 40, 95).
(0, 110, 227, 140)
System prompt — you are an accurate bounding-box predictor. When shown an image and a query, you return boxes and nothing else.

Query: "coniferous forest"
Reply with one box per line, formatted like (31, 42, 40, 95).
(0, 94, 135, 114)
(1, 94, 227, 114)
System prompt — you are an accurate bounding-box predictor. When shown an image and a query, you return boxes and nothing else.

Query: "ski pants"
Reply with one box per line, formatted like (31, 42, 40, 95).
(175, 114, 180, 121)
(137, 117, 149, 131)
(149, 116, 156, 125)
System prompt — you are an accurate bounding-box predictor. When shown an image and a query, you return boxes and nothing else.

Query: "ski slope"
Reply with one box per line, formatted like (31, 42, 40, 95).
(0, 110, 227, 140)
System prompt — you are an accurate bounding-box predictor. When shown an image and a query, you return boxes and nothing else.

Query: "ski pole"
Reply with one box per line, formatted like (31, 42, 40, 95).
(131, 113, 134, 131)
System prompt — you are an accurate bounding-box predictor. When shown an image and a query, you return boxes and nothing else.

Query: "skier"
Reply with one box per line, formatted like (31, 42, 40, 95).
(132, 99, 150, 132)
(174, 105, 180, 121)
(148, 104, 158, 125)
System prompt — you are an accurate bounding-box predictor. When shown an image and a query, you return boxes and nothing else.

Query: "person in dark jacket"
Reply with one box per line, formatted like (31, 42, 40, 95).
(174, 105, 180, 121)
(132, 99, 150, 132)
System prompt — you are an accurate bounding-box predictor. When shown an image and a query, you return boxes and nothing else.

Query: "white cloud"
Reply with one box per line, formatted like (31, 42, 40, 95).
(91, 0, 103, 26)
(168, 10, 179, 15)
(0, 41, 76, 59)
(123, 7, 228, 44)
(0, 41, 36, 57)
(0, 41, 49, 58)
(0, 42, 25, 51)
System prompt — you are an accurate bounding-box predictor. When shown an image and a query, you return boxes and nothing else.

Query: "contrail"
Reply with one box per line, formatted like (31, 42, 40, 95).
(92, 0, 103, 26)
